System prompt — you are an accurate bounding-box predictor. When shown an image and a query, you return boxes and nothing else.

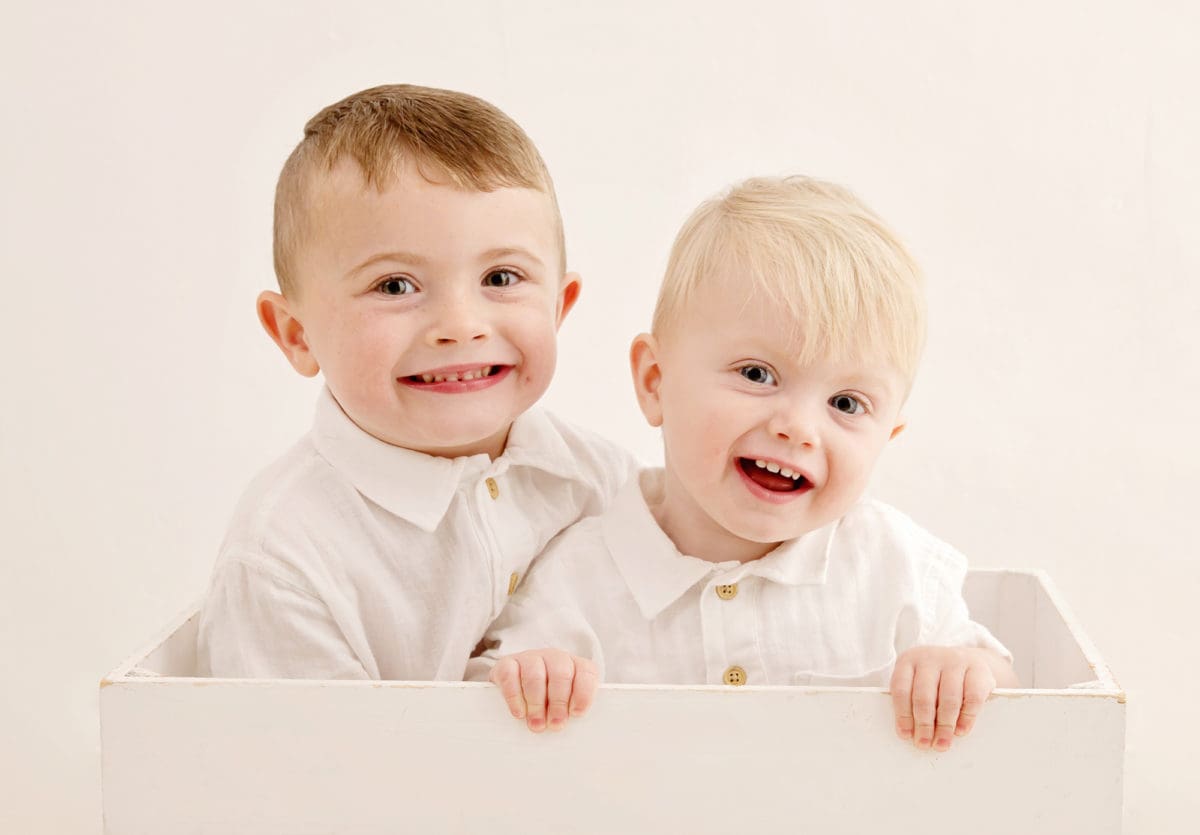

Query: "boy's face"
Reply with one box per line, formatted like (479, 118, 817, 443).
(633, 278, 908, 555)
(262, 157, 577, 458)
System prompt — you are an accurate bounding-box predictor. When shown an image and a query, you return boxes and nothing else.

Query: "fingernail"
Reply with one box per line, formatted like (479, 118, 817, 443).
(934, 739, 951, 751)
(529, 717, 544, 731)
(917, 737, 931, 748)
(896, 727, 912, 740)
(549, 718, 564, 731)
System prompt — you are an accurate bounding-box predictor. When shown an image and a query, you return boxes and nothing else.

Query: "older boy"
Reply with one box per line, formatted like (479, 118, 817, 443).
(196, 85, 634, 680)
(471, 176, 1017, 751)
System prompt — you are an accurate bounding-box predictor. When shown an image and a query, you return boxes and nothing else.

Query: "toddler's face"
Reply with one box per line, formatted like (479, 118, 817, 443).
(282, 158, 575, 458)
(637, 280, 907, 553)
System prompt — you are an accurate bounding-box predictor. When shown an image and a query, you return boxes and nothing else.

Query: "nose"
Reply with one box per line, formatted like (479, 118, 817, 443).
(424, 291, 491, 347)
(767, 401, 820, 448)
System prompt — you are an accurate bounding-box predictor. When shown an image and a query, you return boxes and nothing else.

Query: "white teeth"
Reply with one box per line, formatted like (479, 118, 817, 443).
(751, 459, 803, 481)
(420, 367, 496, 383)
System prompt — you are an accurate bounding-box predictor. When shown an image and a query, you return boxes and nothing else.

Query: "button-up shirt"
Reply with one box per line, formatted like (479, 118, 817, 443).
(469, 469, 1009, 686)
(196, 388, 636, 681)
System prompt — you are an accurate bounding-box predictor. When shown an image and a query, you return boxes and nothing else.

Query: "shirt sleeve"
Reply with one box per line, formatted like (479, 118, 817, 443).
(464, 533, 607, 682)
(918, 545, 1013, 663)
(196, 555, 370, 680)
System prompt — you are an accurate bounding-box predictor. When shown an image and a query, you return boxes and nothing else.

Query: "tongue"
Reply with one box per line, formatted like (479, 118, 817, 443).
(743, 462, 797, 492)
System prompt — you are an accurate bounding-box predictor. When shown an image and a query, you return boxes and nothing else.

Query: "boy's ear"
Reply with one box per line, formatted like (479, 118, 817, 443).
(630, 333, 664, 428)
(555, 271, 582, 327)
(257, 291, 320, 377)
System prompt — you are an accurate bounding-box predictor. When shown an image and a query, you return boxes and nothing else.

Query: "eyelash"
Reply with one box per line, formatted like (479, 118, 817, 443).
(829, 393, 869, 416)
(738, 365, 872, 416)
(375, 276, 418, 296)
(738, 364, 777, 386)
(374, 269, 524, 296)
(483, 269, 523, 288)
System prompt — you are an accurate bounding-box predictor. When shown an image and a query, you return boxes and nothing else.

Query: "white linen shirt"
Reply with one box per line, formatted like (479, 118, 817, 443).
(196, 387, 636, 681)
(468, 469, 1009, 686)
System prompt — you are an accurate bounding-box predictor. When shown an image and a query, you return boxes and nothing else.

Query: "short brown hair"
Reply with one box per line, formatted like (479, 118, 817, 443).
(273, 84, 563, 295)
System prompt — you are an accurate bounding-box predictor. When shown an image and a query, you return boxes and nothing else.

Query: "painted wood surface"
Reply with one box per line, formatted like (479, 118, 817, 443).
(100, 570, 1125, 834)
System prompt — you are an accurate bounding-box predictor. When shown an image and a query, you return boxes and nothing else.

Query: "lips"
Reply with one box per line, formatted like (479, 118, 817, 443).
(736, 457, 813, 495)
(398, 364, 512, 393)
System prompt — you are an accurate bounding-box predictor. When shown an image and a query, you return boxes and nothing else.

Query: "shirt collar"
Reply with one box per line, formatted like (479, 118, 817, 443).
(309, 387, 579, 532)
(603, 468, 835, 619)
(310, 388, 478, 532)
(497, 406, 581, 483)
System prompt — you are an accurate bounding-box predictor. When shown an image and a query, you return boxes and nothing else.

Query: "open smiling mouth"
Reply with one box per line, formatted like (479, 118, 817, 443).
(736, 457, 811, 493)
(403, 365, 509, 385)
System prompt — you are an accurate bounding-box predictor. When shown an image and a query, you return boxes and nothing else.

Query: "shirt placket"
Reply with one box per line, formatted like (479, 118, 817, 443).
(700, 569, 762, 687)
(470, 461, 522, 617)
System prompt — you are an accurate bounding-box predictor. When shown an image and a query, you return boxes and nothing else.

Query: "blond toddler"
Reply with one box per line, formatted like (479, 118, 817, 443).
(470, 176, 1017, 751)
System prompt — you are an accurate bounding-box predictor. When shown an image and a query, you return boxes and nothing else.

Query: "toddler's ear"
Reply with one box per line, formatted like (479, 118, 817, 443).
(257, 291, 320, 377)
(555, 272, 582, 327)
(630, 333, 664, 428)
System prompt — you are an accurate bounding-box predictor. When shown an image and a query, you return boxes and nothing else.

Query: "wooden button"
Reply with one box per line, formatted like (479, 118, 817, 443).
(507, 572, 520, 596)
(485, 477, 499, 500)
(723, 665, 747, 686)
(715, 583, 738, 600)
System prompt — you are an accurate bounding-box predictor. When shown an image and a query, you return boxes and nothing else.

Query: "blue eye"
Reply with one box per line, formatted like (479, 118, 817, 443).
(484, 269, 521, 288)
(739, 365, 777, 386)
(377, 276, 417, 296)
(830, 393, 866, 415)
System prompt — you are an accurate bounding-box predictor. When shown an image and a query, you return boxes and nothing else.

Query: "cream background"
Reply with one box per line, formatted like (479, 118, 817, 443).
(1, 1, 1196, 832)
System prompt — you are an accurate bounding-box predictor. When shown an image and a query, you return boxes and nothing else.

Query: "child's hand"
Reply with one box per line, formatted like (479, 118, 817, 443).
(889, 646, 1012, 752)
(488, 648, 599, 733)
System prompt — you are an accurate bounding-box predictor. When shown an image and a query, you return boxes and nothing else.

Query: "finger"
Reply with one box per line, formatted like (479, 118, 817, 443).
(933, 666, 966, 751)
(544, 651, 575, 731)
(956, 665, 994, 737)
(489, 657, 526, 719)
(911, 664, 942, 750)
(519, 654, 548, 733)
(889, 658, 916, 741)
(569, 657, 599, 717)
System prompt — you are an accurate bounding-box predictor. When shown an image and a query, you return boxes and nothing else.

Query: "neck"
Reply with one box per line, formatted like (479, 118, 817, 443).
(650, 466, 778, 564)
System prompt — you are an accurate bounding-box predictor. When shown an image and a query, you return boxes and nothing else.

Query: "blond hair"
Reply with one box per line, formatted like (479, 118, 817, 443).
(273, 84, 563, 295)
(652, 175, 926, 383)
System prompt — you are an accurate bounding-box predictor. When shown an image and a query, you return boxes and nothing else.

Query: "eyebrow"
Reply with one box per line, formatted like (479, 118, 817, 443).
(479, 247, 545, 268)
(347, 251, 429, 279)
(840, 371, 902, 401)
(346, 246, 545, 280)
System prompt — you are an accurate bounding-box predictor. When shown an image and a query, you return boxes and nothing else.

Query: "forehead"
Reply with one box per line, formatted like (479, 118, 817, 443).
(300, 157, 560, 270)
(665, 273, 908, 384)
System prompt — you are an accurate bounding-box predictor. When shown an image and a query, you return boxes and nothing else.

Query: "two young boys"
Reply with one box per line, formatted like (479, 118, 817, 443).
(198, 84, 1016, 751)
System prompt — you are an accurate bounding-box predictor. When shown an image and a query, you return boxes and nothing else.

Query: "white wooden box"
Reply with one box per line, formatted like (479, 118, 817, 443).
(101, 570, 1124, 834)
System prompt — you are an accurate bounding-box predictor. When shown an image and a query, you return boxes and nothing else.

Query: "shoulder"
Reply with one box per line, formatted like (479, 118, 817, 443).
(516, 409, 640, 512)
(216, 433, 372, 586)
(836, 497, 968, 577)
(540, 410, 639, 471)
